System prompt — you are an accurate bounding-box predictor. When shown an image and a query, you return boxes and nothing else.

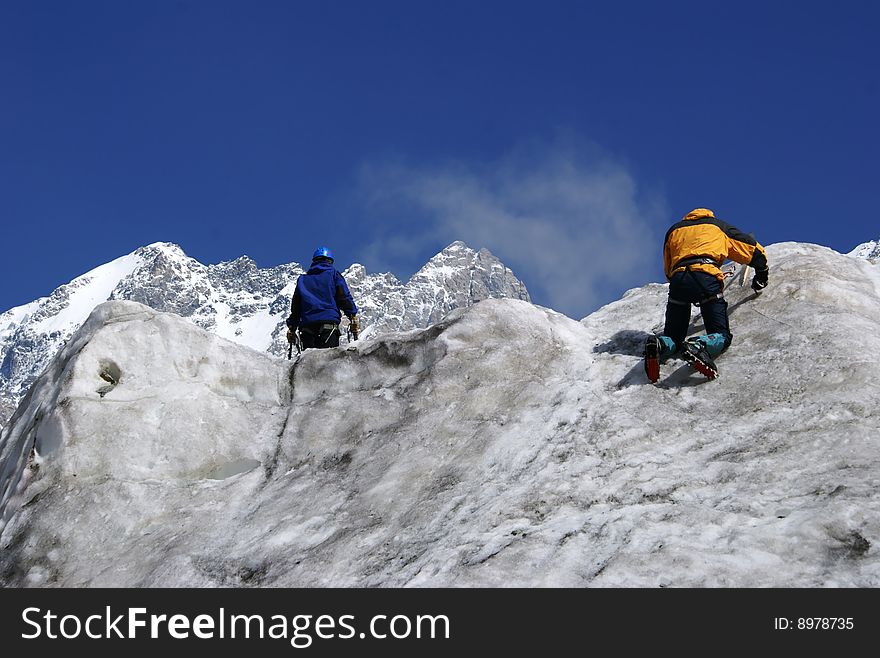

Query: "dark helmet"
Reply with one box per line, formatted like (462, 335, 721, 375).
(312, 246, 334, 262)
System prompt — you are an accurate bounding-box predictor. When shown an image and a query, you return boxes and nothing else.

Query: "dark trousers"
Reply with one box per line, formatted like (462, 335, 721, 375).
(663, 270, 732, 351)
(300, 322, 340, 349)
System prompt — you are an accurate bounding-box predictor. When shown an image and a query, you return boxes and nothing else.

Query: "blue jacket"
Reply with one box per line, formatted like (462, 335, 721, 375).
(286, 260, 358, 328)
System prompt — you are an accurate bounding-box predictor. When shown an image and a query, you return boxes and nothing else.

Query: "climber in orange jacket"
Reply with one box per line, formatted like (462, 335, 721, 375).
(644, 208, 769, 381)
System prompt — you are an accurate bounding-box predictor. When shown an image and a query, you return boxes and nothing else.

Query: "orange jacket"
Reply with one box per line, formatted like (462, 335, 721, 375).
(663, 208, 768, 282)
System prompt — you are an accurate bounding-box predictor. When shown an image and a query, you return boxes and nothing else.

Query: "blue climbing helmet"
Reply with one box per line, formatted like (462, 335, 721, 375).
(312, 246, 334, 262)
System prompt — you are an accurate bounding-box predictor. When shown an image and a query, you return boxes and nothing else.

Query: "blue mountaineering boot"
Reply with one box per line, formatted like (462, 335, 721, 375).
(682, 337, 719, 380)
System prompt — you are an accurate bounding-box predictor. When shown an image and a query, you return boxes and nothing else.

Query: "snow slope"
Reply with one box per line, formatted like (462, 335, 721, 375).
(1, 242, 878, 587)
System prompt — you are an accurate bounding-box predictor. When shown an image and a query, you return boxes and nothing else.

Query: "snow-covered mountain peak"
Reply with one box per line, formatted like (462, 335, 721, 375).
(430, 240, 473, 258)
(138, 241, 205, 269)
(396, 242, 530, 328)
(414, 240, 482, 274)
(138, 240, 187, 254)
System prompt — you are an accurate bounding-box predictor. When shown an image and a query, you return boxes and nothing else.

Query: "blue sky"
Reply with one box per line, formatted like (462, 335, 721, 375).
(2, 1, 878, 319)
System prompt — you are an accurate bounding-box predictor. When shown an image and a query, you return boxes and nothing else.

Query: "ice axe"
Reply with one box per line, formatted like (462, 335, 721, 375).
(287, 329, 302, 360)
(347, 315, 360, 343)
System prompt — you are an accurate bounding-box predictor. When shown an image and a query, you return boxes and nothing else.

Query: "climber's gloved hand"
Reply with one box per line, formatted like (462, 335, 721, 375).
(287, 328, 296, 344)
(751, 267, 769, 292)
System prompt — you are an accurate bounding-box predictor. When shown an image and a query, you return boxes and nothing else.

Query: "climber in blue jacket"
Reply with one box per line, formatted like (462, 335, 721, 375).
(286, 246, 359, 349)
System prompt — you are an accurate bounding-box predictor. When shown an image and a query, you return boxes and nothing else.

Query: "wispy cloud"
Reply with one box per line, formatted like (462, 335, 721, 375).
(355, 138, 666, 319)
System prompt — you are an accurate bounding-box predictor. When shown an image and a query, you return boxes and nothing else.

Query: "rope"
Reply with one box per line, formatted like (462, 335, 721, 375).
(748, 306, 796, 329)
